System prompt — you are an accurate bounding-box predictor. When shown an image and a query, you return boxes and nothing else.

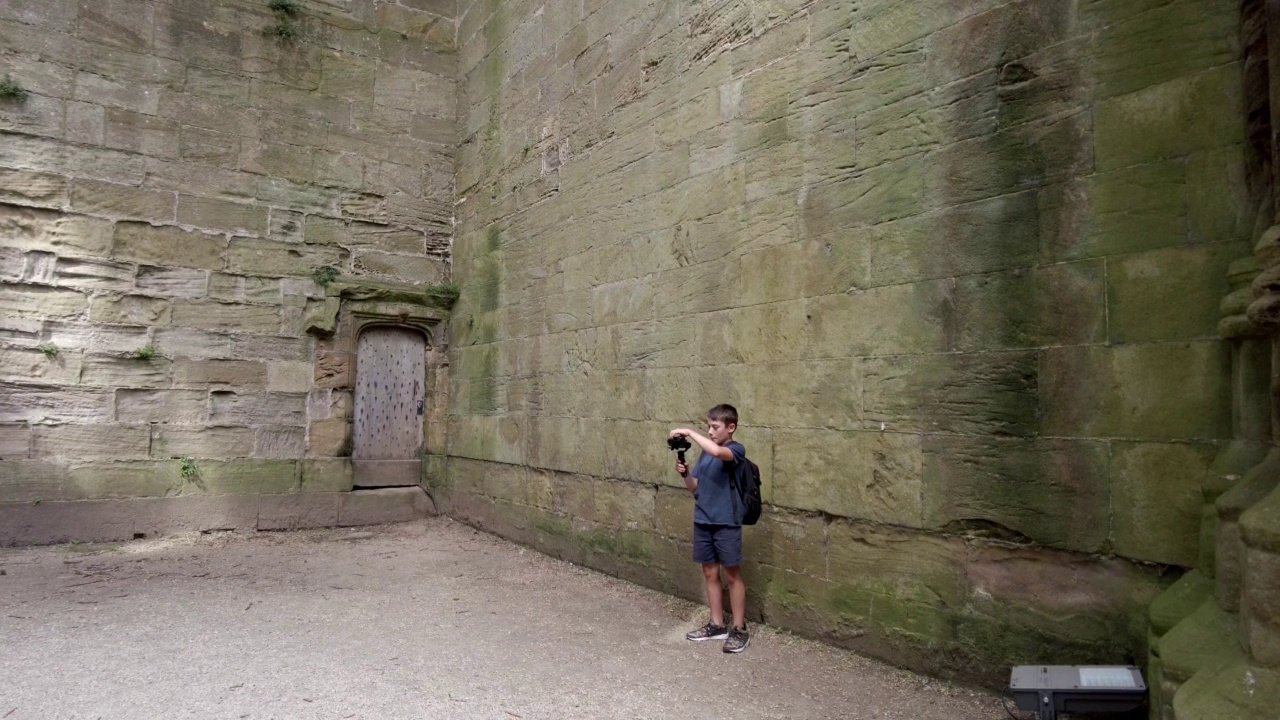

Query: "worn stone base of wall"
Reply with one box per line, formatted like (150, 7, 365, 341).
(433, 457, 1174, 689)
(0, 486, 434, 546)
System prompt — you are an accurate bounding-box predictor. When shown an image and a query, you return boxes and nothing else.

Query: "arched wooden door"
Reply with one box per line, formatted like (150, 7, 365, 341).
(352, 326, 426, 487)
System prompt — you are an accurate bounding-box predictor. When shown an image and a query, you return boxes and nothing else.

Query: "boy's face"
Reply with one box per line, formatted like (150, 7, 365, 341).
(706, 418, 735, 445)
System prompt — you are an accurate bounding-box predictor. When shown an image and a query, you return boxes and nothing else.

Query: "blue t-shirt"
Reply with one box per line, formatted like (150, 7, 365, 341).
(692, 441, 746, 526)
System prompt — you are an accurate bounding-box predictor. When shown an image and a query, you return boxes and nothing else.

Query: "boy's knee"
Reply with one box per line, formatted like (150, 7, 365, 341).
(701, 563, 720, 577)
(722, 565, 743, 580)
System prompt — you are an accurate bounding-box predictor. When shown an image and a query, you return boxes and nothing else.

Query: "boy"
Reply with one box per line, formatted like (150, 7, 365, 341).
(669, 403, 749, 653)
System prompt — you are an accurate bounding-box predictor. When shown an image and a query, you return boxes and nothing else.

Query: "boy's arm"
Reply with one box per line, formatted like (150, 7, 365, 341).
(669, 428, 733, 462)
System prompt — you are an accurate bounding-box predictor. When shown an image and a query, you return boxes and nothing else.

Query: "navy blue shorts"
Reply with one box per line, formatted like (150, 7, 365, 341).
(692, 523, 742, 567)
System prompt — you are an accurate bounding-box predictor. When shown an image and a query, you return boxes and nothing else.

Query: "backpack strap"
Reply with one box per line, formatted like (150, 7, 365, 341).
(727, 451, 745, 523)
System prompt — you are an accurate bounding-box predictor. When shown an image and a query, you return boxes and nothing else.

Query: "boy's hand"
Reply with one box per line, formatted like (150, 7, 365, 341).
(676, 460, 689, 477)
(669, 428, 692, 439)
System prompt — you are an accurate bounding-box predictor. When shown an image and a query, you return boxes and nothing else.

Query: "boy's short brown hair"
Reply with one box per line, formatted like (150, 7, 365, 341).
(707, 403, 738, 426)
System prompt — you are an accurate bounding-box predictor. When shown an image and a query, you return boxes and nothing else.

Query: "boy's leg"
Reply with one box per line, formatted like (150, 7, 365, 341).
(723, 565, 746, 630)
(703, 562, 725, 626)
(690, 525, 728, 640)
(712, 525, 745, 627)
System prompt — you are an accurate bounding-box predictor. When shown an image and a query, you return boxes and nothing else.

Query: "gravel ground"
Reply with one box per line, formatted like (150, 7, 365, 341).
(0, 518, 1004, 720)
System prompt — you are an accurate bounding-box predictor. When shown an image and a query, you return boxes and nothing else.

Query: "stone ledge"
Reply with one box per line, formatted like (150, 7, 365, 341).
(0, 488, 435, 546)
(338, 487, 436, 527)
(326, 278, 457, 310)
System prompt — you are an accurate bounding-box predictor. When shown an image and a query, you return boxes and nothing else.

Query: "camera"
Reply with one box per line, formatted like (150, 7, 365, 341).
(667, 435, 691, 464)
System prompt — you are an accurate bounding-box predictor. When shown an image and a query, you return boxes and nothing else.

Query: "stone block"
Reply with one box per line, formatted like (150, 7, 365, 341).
(66, 460, 183, 499)
(0, 94, 68, 142)
(1244, 545, 1280, 665)
(210, 391, 307, 426)
(89, 294, 171, 326)
(103, 108, 180, 158)
(32, 423, 150, 459)
(300, 459, 354, 493)
(0, 347, 83, 385)
(0, 423, 30, 459)
(80, 356, 170, 388)
(1095, 64, 1242, 173)
(861, 351, 1037, 436)
(0, 0, 77, 30)
(0, 383, 113, 423)
(173, 360, 267, 389)
(232, 334, 314, 362)
(116, 389, 208, 423)
(806, 282, 950, 359)
(41, 322, 144, 356)
(170, 301, 281, 334)
(750, 512, 828, 578)
(258, 492, 341, 530)
(77, 0, 154, 54)
(352, 251, 448, 285)
(1040, 342, 1231, 440)
(828, 520, 967, 610)
(0, 205, 113, 257)
(177, 196, 269, 236)
(73, 72, 160, 115)
(240, 140, 315, 183)
(153, 3, 243, 73)
(592, 479, 656, 531)
(0, 283, 87, 320)
(922, 436, 1110, 552)
(952, 261, 1106, 350)
(113, 222, 226, 270)
(964, 543, 1167, 652)
(1091, 0, 1237, 99)
(0, 315, 40, 348)
(254, 426, 306, 458)
(135, 266, 208, 298)
(772, 428, 922, 528)
(374, 65, 455, 116)
(1, 133, 145, 185)
(179, 125, 240, 168)
(1111, 442, 1218, 566)
(267, 361, 313, 393)
(226, 237, 347, 278)
(53, 257, 136, 292)
(307, 418, 351, 457)
(338, 487, 435, 526)
(0, 460, 70, 502)
(66, 101, 105, 144)
(0, 169, 67, 208)
(304, 298, 341, 335)
(18, 250, 55, 283)
(151, 426, 254, 459)
(1108, 243, 1251, 343)
(184, 459, 298, 496)
(1188, 146, 1253, 245)
(314, 151, 366, 189)
(151, 328, 234, 360)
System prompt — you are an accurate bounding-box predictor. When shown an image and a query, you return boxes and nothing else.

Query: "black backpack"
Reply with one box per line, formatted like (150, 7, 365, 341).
(732, 456, 763, 526)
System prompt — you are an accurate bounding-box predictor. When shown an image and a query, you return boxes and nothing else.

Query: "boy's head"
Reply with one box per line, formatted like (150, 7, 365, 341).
(706, 403, 738, 445)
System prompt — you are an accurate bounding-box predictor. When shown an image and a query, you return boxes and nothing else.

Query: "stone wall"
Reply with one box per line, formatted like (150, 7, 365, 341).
(0, 0, 456, 541)
(441, 0, 1252, 685)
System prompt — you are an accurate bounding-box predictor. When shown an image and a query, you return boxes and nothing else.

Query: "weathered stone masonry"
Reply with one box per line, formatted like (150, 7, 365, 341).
(440, 0, 1263, 697)
(0, 0, 456, 540)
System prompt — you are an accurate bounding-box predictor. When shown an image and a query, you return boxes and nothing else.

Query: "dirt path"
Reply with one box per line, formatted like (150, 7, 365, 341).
(0, 518, 1002, 719)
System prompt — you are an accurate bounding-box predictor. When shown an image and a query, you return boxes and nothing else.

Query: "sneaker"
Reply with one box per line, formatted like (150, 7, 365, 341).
(722, 625, 750, 653)
(686, 622, 729, 642)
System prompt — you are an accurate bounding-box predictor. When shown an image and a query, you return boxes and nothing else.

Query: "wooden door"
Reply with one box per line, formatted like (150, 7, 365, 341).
(352, 326, 426, 486)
